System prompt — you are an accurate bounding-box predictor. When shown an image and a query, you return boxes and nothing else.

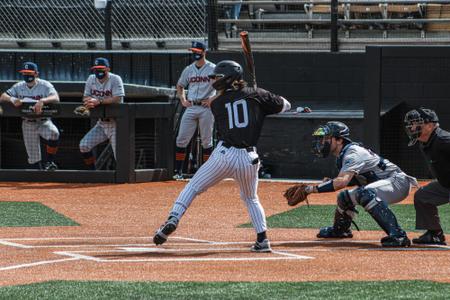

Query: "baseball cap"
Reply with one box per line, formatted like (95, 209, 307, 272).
(189, 41, 206, 52)
(91, 57, 110, 70)
(19, 62, 38, 74)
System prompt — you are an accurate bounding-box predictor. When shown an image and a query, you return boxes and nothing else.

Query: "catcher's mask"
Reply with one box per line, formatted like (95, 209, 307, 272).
(404, 108, 438, 146)
(312, 121, 350, 158)
(208, 60, 243, 91)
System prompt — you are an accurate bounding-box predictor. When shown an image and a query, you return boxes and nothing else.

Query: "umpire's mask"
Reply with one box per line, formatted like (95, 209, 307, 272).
(404, 108, 438, 146)
(312, 125, 332, 158)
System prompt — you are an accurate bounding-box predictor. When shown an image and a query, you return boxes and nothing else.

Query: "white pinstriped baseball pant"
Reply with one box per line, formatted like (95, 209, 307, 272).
(79, 120, 116, 158)
(22, 118, 59, 164)
(168, 141, 267, 233)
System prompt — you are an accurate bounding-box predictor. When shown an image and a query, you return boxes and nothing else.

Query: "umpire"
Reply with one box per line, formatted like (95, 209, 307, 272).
(404, 108, 449, 245)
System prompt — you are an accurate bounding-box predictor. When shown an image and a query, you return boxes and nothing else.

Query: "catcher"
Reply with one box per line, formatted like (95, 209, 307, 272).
(284, 121, 418, 247)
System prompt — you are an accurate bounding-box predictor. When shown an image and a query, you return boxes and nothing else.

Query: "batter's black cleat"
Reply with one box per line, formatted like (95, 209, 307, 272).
(153, 218, 178, 245)
(317, 226, 353, 238)
(380, 235, 411, 247)
(251, 239, 272, 253)
(412, 230, 447, 245)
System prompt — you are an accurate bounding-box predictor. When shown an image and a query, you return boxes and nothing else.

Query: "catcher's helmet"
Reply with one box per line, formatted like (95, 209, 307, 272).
(404, 107, 438, 146)
(208, 60, 243, 91)
(312, 121, 350, 158)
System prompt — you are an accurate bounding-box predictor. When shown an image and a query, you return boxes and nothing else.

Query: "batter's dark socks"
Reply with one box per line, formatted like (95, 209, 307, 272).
(82, 151, 96, 170)
(175, 146, 186, 173)
(202, 146, 213, 163)
(45, 139, 59, 162)
(257, 231, 267, 243)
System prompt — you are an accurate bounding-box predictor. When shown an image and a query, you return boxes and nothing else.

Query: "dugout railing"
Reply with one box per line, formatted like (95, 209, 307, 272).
(0, 102, 177, 183)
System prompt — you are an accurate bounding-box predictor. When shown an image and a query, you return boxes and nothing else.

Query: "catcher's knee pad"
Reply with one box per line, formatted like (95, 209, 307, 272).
(337, 190, 356, 215)
(355, 187, 378, 212)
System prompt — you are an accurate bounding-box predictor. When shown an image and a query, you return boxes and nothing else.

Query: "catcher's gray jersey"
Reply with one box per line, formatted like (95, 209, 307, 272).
(340, 143, 418, 206)
(83, 73, 125, 102)
(177, 60, 216, 101)
(6, 79, 59, 164)
(339, 143, 401, 182)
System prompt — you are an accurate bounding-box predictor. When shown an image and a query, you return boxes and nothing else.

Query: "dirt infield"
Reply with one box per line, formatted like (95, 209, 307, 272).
(0, 180, 449, 286)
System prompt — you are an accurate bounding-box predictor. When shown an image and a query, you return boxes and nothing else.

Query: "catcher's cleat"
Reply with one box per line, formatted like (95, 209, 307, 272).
(412, 230, 446, 245)
(381, 235, 411, 247)
(153, 218, 178, 245)
(44, 161, 58, 171)
(251, 239, 272, 253)
(317, 226, 353, 238)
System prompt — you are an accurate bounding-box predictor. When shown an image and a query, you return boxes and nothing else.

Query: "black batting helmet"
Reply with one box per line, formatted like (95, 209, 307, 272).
(312, 121, 350, 157)
(208, 60, 243, 91)
(404, 107, 439, 146)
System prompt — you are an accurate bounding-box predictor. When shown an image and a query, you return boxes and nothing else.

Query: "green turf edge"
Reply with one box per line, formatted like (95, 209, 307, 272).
(0, 201, 79, 227)
(0, 280, 449, 300)
(240, 204, 450, 232)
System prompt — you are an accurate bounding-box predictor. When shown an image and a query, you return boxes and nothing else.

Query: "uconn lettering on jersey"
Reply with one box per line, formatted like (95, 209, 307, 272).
(189, 76, 210, 83)
(91, 89, 112, 97)
(22, 95, 42, 100)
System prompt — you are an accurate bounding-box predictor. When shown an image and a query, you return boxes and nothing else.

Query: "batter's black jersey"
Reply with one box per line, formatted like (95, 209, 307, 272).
(210, 87, 285, 148)
(419, 127, 450, 188)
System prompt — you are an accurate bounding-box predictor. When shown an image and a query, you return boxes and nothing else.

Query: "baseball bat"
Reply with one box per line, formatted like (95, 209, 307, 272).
(240, 31, 257, 89)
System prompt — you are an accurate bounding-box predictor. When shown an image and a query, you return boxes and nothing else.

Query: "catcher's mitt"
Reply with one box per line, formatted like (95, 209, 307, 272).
(73, 105, 90, 117)
(284, 183, 310, 207)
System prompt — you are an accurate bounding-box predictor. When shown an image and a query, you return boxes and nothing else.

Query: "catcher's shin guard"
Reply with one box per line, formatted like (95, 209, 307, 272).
(317, 209, 353, 238)
(356, 188, 410, 247)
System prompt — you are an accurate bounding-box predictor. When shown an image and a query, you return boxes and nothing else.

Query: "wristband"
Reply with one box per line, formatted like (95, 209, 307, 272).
(316, 180, 335, 193)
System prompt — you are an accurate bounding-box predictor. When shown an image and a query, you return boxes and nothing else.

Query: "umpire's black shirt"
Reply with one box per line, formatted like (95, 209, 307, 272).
(420, 127, 450, 188)
(211, 87, 284, 148)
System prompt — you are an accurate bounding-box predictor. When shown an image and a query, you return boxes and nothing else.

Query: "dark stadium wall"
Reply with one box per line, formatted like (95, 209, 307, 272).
(1, 49, 449, 179)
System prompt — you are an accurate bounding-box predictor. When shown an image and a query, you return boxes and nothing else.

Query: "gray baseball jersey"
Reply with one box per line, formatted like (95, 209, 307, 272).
(83, 72, 125, 102)
(177, 60, 216, 101)
(7, 79, 57, 103)
(339, 143, 418, 206)
(6, 79, 59, 164)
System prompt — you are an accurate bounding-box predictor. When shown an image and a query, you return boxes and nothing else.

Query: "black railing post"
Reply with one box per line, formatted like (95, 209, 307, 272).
(330, 0, 339, 52)
(207, 0, 219, 50)
(105, 0, 113, 50)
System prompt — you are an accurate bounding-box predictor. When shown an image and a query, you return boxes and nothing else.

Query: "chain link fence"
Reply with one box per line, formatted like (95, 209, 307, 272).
(0, 0, 207, 46)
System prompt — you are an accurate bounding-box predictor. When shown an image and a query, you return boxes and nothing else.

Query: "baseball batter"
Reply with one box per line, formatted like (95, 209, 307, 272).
(0, 62, 60, 170)
(173, 41, 216, 179)
(79, 57, 125, 169)
(153, 60, 291, 252)
(297, 121, 417, 247)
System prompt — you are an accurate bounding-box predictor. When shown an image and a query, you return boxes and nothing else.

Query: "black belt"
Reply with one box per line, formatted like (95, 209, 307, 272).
(100, 118, 112, 122)
(190, 101, 203, 106)
(23, 118, 48, 123)
(222, 141, 255, 152)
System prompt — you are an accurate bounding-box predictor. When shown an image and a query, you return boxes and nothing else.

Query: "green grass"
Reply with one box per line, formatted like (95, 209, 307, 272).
(0, 281, 449, 299)
(242, 204, 450, 232)
(0, 201, 78, 227)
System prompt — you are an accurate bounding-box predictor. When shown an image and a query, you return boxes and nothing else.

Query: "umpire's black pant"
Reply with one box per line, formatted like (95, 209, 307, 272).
(414, 180, 450, 230)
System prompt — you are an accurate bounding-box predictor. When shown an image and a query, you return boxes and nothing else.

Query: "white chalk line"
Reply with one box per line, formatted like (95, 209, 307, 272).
(0, 257, 79, 271)
(0, 239, 33, 249)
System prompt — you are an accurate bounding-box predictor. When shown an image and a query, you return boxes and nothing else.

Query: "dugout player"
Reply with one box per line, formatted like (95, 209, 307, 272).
(173, 41, 216, 179)
(297, 121, 417, 247)
(404, 108, 448, 245)
(0, 62, 60, 170)
(79, 57, 125, 170)
(153, 60, 292, 252)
